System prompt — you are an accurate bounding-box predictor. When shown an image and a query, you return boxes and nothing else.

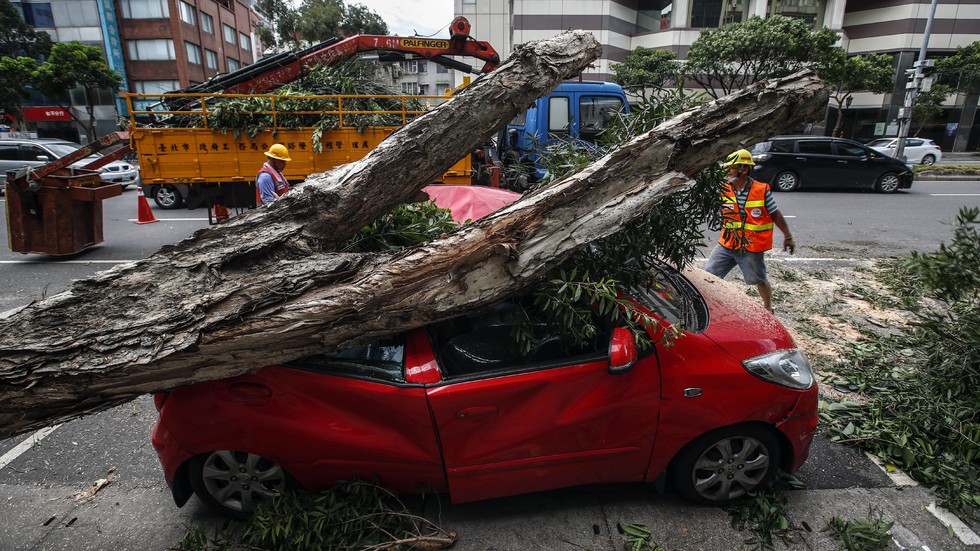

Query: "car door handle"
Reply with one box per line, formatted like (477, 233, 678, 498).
(793, 157, 807, 161)
(456, 406, 499, 419)
(837, 160, 849, 163)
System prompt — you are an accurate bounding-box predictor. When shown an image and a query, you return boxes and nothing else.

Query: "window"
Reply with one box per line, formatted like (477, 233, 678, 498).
(239, 33, 251, 52)
(401, 81, 420, 94)
(205, 48, 218, 69)
(835, 142, 867, 157)
(400, 60, 419, 74)
(131, 80, 178, 109)
(691, 0, 745, 28)
(579, 95, 625, 142)
(436, 64, 449, 74)
(120, 0, 169, 18)
(227, 57, 240, 71)
(0, 144, 18, 161)
(127, 39, 176, 60)
(223, 24, 236, 44)
(184, 41, 202, 65)
(178, 1, 196, 25)
(417, 61, 427, 74)
(286, 336, 405, 383)
(200, 11, 214, 33)
(548, 96, 570, 133)
(629, 263, 707, 331)
(17, 2, 55, 27)
(797, 139, 833, 155)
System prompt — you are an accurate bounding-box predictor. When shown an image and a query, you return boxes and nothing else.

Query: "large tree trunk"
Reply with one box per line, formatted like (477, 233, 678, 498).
(0, 28, 828, 440)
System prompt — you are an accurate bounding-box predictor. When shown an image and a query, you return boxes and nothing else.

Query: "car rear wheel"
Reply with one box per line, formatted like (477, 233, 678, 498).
(772, 171, 800, 192)
(875, 172, 901, 194)
(189, 450, 288, 517)
(670, 425, 781, 505)
(921, 154, 936, 165)
(153, 184, 184, 209)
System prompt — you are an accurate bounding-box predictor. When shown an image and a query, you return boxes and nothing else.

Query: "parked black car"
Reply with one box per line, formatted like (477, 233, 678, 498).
(750, 136, 914, 193)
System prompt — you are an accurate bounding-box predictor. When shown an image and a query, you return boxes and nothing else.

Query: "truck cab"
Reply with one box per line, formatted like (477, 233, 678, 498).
(499, 81, 630, 182)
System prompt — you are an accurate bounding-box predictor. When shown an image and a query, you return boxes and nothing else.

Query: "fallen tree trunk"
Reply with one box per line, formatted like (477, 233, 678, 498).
(0, 35, 828, 439)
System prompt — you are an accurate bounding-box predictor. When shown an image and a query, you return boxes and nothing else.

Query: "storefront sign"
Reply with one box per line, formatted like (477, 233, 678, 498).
(19, 107, 73, 121)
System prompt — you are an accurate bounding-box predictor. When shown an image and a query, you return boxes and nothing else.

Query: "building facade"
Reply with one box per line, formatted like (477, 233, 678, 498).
(455, 0, 980, 150)
(9, 0, 261, 142)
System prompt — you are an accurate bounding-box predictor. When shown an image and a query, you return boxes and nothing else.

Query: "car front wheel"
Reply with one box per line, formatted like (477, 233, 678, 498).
(189, 450, 288, 517)
(875, 172, 901, 194)
(772, 171, 800, 192)
(921, 154, 936, 165)
(153, 184, 184, 209)
(670, 425, 782, 505)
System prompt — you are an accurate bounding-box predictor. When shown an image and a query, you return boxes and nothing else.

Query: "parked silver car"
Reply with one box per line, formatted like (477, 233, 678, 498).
(866, 137, 942, 165)
(0, 138, 140, 188)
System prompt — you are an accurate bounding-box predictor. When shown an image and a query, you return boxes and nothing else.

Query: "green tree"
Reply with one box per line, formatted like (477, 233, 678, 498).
(0, 0, 52, 60)
(911, 83, 953, 136)
(31, 42, 122, 140)
(341, 3, 388, 36)
(683, 15, 839, 99)
(936, 41, 980, 93)
(256, 0, 389, 53)
(254, 0, 301, 52)
(611, 47, 681, 101)
(0, 56, 38, 123)
(817, 49, 894, 137)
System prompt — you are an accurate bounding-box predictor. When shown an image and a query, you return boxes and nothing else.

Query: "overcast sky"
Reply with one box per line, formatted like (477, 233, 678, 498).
(352, 0, 455, 38)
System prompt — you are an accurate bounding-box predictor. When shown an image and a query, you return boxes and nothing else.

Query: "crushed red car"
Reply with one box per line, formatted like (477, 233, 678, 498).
(151, 186, 817, 517)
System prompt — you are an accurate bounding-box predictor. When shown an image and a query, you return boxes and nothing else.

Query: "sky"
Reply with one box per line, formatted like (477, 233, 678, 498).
(352, 0, 455, 38)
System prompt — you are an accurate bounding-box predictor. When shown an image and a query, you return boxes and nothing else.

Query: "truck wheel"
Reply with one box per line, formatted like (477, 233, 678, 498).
(154, 185, 184, 209)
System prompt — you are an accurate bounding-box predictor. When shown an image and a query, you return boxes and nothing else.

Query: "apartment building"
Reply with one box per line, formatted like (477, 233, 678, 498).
(9, 0, 260, 142)
(456, 0, 980, 150)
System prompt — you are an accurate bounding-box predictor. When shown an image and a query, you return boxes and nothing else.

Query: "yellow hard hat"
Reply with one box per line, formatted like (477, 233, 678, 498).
(264, 143, 291, 161)
(723, 148, 755, 167)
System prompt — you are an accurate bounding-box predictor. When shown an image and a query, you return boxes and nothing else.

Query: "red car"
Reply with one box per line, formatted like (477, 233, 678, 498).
(151, 189, 818, 517)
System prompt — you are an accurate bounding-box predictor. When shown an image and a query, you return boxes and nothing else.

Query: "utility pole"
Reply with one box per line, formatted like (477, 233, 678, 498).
(896, 0, 939, 160)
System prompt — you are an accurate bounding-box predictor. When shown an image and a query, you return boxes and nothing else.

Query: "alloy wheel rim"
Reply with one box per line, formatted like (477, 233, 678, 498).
(200, 451, 286, 513)
(691, 436, 771, 501)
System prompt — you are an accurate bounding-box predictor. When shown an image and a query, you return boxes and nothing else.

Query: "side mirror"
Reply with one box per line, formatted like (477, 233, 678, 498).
(36, 155, 50, 162)
(608, 327, 638, 375)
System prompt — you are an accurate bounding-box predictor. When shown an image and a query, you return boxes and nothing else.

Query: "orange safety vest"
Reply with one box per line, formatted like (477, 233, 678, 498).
(718, 179, 774, 253)
(255, 163, 289, 205)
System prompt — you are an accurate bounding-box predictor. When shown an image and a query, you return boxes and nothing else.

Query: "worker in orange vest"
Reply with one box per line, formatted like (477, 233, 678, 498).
(704, 148, 795, 313)
(256, 144, 291, 205)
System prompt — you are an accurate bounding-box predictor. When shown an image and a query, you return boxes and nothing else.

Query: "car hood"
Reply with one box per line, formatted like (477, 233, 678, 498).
(682, 267, 798, 360)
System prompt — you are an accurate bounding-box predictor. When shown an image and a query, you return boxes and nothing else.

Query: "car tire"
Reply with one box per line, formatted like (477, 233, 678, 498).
(875, 172, 901, 194)
(189, 450, 288, 518)
(153, 184, 184, 209)
(772, 171, 800, 192)
(921, 154, 936, 165)
(670, 425, 782, 505)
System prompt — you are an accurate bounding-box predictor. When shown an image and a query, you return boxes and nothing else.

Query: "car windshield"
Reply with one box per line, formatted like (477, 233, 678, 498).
(866, 139, 894, 147)
(628, 263, 708, 332)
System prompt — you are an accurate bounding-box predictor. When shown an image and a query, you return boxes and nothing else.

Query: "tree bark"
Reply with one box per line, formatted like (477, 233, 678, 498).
(0, 31, 828, 439)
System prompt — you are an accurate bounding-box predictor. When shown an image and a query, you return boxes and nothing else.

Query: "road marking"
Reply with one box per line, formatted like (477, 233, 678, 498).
(126, 218, 210, 222)
(929, 193, 980, 196)
(0, 260, 132, 264)
(0, 425, 61, 471)
(865, 452, 919, 486)
(926, 502, 980, 545)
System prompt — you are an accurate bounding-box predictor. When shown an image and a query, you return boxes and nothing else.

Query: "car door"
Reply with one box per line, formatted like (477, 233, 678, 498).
(794, 138, 837, 187)
(424, 305, 661, 503)
(904, 139, 924, 163)
(830, 140, 874, 188)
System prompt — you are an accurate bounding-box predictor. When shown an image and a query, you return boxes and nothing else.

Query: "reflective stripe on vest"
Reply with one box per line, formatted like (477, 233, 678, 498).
(718, 179, 774, 253)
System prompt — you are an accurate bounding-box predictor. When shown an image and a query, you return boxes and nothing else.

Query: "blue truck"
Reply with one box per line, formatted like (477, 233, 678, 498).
(496, 81, 630, 187)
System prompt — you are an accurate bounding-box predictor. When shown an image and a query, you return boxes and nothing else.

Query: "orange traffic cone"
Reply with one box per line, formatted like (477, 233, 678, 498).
(135, 188, 159, 224)
(213, 204, 230, 223)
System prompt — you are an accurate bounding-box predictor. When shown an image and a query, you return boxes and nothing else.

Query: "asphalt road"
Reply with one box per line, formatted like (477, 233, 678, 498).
(0, 180, 978, 551)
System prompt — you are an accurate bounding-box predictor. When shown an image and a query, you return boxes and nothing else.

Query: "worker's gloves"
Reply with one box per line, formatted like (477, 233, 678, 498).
(783, 236, 795, 255)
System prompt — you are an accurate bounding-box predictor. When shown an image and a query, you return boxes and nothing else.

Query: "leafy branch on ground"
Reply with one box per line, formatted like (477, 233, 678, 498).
(724, 473, 806, 551)
(816, 207, 980, 518)
(618, 522, 667, 551)
(822, 507, 894, 551)
(175, 480, 455, 551)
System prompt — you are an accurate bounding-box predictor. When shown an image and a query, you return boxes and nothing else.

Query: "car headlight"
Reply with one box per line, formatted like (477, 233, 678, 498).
(742, 349, 814, 390)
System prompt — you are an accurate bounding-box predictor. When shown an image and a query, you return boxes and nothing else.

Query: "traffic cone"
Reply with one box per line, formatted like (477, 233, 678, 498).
(213, 204, 230, 223)
(135, 188, 158, 224)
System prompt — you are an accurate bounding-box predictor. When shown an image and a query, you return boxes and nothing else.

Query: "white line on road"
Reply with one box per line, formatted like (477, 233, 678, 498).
(126, 218, 210, 222)
(0, 425, 61, 471)
(0, 260, 133, 264)
(929, 193, 980, 196)
(926, 502, 980, 545)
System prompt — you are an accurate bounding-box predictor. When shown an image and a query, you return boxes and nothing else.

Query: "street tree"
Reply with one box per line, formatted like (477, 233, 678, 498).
(30, 42, 122, 142)
(611, 47, 681, 101)
(911, 83, 953, 136)
(818, 49, 894, 137)
(254, 0, 302, 52)
(0, 0, 52, 123)
(256, 0, 389, 52)
(0, 30, 828, 440)
(684, 15, 838, 99)
(936, 41, 980, 93)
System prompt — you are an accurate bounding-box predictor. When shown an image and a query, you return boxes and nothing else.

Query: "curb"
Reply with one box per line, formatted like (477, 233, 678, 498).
(914, 173, 979, 181)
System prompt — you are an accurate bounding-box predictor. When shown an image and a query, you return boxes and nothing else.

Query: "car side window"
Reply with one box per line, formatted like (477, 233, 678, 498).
(907, 139, 923, 147)
(579, 95, 625, 143)
(797, 140, 833, 155)
(835, 142, 868, 157)
(770, 140, 795, 153)
(0, 144, 18, 161)
(428, 298, 609, 378)
(285, 336, 405, 383)
(20, 145, 49, 162)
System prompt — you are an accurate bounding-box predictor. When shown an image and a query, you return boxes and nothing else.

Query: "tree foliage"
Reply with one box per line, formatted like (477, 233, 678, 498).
(0, 56, 38, 122)
(817, 49, 894, 136)
(0, 0, 51, 60)
(611, 47, 681, 101)
(684, 15, 838, 99)
(255, 0, 389, 52)
(912, 82, 953, 136)
(936, 41, 980, 93)
(31, 42, 122, 137)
